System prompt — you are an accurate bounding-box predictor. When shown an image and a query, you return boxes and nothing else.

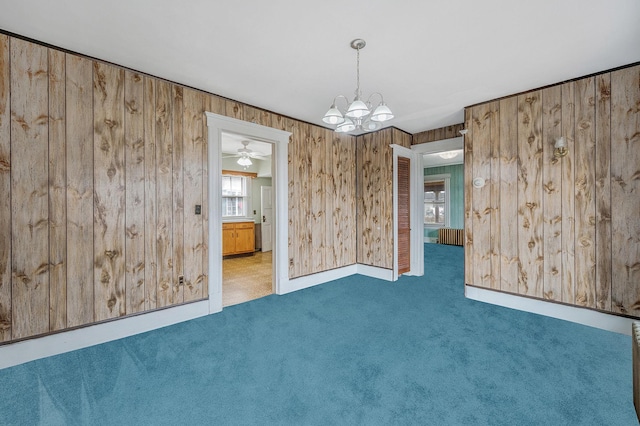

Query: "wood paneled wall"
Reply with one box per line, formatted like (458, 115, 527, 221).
(413, 123, 464, 145)
(0, 33, 360, 343)
(464, 64, 640, 318)
(271, 116, 357, 279)
(356, 128, 412, 269)
(0, 35, 209, 342)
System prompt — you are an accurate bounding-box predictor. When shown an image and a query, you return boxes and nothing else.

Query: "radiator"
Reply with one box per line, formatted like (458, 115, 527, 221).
(634, 322, 640, 422)
(438, 228, 464, 246)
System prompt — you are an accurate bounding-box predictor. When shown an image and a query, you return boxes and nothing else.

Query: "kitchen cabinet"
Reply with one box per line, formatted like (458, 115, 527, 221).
(222, 222, 255, 256)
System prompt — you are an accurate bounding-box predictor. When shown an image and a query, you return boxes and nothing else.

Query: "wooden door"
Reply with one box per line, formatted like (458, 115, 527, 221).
(397, 157, 411, 274)
(222, 224, 236, 255)
(261, 186, 273, 252)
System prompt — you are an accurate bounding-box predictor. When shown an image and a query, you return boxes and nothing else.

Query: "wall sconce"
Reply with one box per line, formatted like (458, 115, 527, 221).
(554, 137, 568, 158)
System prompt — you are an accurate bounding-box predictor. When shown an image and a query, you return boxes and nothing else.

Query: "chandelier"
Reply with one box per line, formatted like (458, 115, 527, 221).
(322, 39, 394, 133)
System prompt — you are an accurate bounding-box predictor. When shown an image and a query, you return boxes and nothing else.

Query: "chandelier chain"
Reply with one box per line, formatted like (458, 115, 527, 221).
(355, 46, 360, 99)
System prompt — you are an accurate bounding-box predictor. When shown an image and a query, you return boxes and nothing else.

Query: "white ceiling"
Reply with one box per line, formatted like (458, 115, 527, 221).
(1, 0, 639, 134)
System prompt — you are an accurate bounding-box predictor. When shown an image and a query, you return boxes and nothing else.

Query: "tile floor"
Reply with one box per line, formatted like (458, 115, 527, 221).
(222, 251, 273, 307)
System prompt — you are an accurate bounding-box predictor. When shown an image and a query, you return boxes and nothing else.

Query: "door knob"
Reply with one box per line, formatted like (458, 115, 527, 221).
(262, 215, 266, 223)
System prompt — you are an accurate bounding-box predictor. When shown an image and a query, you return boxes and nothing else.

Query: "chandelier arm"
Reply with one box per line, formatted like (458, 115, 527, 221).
(332, 94, 350, 112)
(365, 92, 385, 108)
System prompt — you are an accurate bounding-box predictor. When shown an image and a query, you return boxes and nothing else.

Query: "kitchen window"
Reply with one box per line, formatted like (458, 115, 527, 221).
(222, 175, 251, 217)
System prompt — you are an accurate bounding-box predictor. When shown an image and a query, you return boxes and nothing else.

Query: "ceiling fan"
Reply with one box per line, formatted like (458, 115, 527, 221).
(222, 141, 268, 161)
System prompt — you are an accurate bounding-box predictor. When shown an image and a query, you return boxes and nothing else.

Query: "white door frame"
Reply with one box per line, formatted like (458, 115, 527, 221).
(391, 144, 423, 279)
(412, 136, 463, 244)
(205, 113, 291, 313)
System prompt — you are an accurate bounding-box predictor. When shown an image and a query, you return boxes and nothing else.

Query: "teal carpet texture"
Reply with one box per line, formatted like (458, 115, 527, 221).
(0, 244, 636, 425)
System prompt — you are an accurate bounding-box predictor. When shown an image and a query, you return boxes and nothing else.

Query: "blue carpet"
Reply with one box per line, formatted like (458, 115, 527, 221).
(0, 244, 636, 425)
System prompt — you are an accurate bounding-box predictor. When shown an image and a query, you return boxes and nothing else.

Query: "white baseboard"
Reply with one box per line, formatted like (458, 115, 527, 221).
(1, 263, 398, 370)
(465, 285, 634, 335)
(356, 264, 394, 281)
(0, 300, 211, 370)
(279, 264, 358, 295)
(423, 237, 437, 243)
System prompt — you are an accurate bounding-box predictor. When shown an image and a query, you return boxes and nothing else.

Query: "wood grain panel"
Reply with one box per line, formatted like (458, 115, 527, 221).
(201, 98, 208, 299)
(299, 123, 312, 275)
(285, 118, 300, 277)
(243, 105, 271, 126)
(355, 134, 366, 264)
(324, 129, 337, 270)
(48, 48, 67, 330)
(517, 92, 543, 298)
(341, 133, 357, 265)
(225, 100, 243, 120)
(66, 54, 94, 327)
(560, 82, 576, 304)
(541, 85, 563, 301)
(413, 123, 464, 145)
(574, 77, 596, 308)
(10, 38, 50, 339)
(355, 129, 394, 270)
(143, 76, 158, 310)
(271, 115, 296, 277)
(155, 80, 174, 307)
(595, 73, 612, 311)
(498, 97, 519, 293)
(357, 133, 373, 265)
(207, 94, 226, 116)
(172, 86, 184, 304)
(93, 62, 126, 321)
(470, 103, 493, 288)
(371, 132, 384, 267)
(489, 102, 501, 290)
(463, 110, 473, 285)
(332, 132, 353, 267)
(611, 65, 640, 316)
(124, 70, 146, 314)
(382, 129, 394, 269)
(310, 126, 325, 273)
(0, 34, 11, 340)
(183, 89, 204, 301)
(393, 128, 413, 148)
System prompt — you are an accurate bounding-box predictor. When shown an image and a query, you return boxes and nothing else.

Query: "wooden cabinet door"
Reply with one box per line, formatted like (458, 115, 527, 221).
(222, 224, 236, 256)
(235, 223, 255, 254)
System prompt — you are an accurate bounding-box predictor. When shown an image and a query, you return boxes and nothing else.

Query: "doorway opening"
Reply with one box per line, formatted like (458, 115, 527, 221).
(220, 134, 273, 307)
(206, 112, 291, 314)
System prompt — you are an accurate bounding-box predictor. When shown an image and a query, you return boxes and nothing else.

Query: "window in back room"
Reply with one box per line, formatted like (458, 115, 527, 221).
(222, 175, 251, 217)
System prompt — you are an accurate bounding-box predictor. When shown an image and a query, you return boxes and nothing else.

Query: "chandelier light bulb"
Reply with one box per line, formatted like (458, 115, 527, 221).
(322, 105, 345, 125)
(345, 99, 370, 119)
(371, 103, 394, 122)
(335, 118, 356, 133)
